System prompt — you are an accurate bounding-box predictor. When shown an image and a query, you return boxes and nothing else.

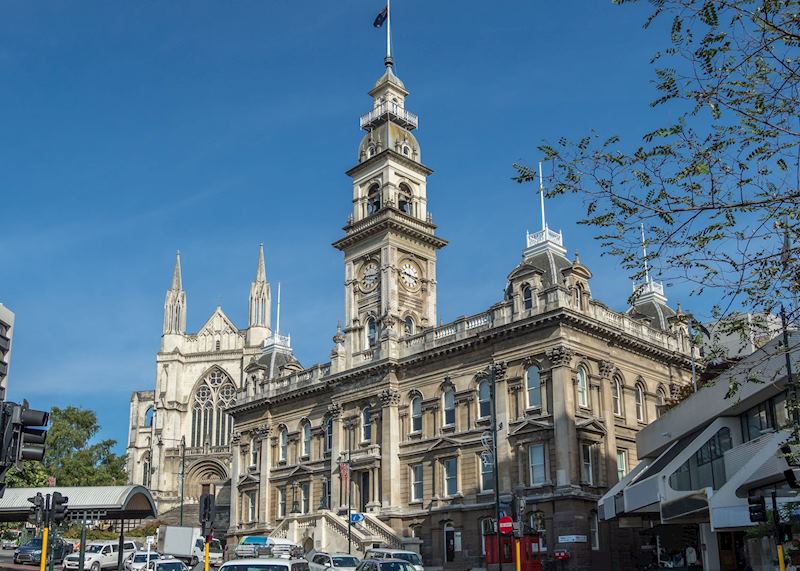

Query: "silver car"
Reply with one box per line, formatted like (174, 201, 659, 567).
(126, 551, 161, 571)
(308, 553, 360, 571)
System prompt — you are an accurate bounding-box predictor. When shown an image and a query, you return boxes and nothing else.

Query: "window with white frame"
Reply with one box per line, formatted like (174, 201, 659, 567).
(301, 482, 310, 514)
(277, 487, 286, 518)
(442, 388, 455, 427)
(410, 396, 422, 433)
(522, 286, 533, 310)
(325, 417, 333, 452)
(612, 378, 623, 416)
(528, 444, 546, 485)
(443, 457, 458, 497)
(635, 384, 646, 422)
(480, 454, 494, 492)
(302, 421, 311, 457)
(322, 478, 331, 510)
(404, 316, 415, 336)
(590, 511, 599, 550)
(247, 491, 257, 522)
(477, 380, 491, 419)
(410, 464, 423, 502)
(656, 387, 667, 418)
(616, 449, 628, 481)
(581, 443, 595, 485)
(190, 368, 237, 447)
(576, 366, 589, 408)
(526, 365, 541, 409)
(279, 427, 288, 462)
(366, 317, 378, 348)
(362, 408, 372, 442)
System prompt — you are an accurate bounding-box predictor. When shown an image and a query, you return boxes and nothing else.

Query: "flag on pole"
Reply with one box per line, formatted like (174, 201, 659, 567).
(373, 5, 388, 28)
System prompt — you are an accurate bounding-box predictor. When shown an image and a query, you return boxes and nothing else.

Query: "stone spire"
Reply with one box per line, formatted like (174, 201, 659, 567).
(163, 251, 186, 336)
(247, 244, 271, 346)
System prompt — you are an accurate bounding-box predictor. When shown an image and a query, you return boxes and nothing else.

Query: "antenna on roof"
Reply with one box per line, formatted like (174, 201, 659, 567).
(539, 161, 547, 232)
(640, 223, 651, 285)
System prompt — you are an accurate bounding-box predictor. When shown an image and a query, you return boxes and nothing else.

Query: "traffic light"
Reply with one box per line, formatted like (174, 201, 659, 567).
(748, 495, 767, 523)
(27, 492, 44, 526)
(199, 492, 215, 541)
(16, 403, 48, 462)
(785, 468, 800, 489)
(779, 523, 794, 543)
(51, 491, 68, 524)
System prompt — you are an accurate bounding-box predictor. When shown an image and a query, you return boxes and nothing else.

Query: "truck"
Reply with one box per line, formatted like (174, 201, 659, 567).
(158, 526, 223, 567)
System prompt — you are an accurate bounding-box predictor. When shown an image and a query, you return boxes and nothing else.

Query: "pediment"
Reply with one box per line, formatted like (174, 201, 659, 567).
(198, 307, 239, 336)
(237, 472, 260, 487)
(576, 417, 607, 435)
(510, 418, 554, 436)
(508, 261, 545, 281)
(426, 437, 461, 453)
(287, 464, 316, 478)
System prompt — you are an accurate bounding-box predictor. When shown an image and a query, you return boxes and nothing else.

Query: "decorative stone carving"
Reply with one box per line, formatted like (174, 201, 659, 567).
(378, 388, 401, 407)
(546, 346, 575, 368)
(231, 432, 242, 445)
(599, 360, 615, 379)
(328, 402, 342, 419)
(252, 424, 271, 439)
(508, 382, 522, 394)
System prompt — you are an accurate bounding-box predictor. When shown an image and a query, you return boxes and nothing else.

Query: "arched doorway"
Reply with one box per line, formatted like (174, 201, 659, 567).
(184, 459, 229, 501)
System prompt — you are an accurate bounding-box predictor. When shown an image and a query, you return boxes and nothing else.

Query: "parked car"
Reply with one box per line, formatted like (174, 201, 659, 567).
(307, 553, 360, 571)
(235, 537, 299, 560)
(2, 530, 21, 549)
(354, 559, 415, 571)
(148, 558, 190, 571)
(220, 557, 310, 571)
(14, 536, 69, 565)
(361, 550, 422, 571)
(63, 540, 139, 571)
(125, 551, 162, 571)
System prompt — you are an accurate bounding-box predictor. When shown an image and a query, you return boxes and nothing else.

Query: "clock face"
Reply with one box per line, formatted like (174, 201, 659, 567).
(399, 260, 421, 290)
(360, 260, 380, 291)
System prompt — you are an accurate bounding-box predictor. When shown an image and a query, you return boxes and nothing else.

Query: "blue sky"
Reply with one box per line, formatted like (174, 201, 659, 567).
(1, 1, 694, 452)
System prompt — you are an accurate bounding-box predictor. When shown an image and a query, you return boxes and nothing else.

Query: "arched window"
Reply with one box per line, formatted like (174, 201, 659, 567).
(367, 144, 377, 158)
(325, 417, 333, 452)
(302, 421, 311, 458)
(404, 316, 415, 336)
(442, 387, 455, 427)
(410, 396, 422, 433)
(142, 455, 151, 489)
(477, 380, 491, 419)
(635, 384, 646, 422)
(398, 183, 413, 215)
(402, 145, 411, 157)
(576, 366, 589, 408)
(656, 387, 667, 418)
(526, 365, 541, 409)
(190, 369, 237, 447)
(523, 286, 533, 310)
(279, 427, 288, 462)
(575, 284, 584, 309)
(367, 184, 381, 214)
(144, 406, 154, 428)
(612, 378, 623, 416)
(362, 408, 372, 442)
(366, 317, 377, 348)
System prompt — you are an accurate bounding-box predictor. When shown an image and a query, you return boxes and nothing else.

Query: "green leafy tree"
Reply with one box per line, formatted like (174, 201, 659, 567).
(6, 461, 49, 488)
(43, 406, 127, 486)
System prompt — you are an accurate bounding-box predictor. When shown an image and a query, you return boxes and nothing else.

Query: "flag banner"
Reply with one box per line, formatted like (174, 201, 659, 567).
(373, 6, 388, 28)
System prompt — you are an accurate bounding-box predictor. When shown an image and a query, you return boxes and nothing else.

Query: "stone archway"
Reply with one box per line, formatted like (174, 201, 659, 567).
(184, 459, 229, 501)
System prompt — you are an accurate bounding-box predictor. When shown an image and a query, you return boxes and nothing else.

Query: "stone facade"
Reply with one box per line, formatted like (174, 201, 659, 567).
(226, 58, 695, 571)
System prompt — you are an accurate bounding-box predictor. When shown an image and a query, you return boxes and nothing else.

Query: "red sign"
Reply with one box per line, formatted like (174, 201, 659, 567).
(498, 516, 513, 535)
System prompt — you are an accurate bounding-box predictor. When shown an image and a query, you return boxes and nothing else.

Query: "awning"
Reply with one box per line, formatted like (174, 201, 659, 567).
(0, 485, 157, 522)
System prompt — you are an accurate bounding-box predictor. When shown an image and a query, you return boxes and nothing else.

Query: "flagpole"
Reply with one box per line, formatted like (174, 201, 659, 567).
(386, 0, 392, 59)
(538, 161, 546, 232)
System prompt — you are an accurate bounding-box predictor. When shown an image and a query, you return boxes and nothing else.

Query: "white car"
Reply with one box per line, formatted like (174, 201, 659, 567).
(361, 551, 422, 571)
(149, 558, 190, 571)
(63, 540, 139, 571)
(220, 558, 310, 571)
(125, 551, 161, 571)
(308, 553, 360, 571)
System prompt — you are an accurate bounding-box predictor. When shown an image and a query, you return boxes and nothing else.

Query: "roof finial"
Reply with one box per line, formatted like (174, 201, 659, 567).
(171, 250, 183, 290)
(539, 161, 547, 232)
(255, 243, 267, 282)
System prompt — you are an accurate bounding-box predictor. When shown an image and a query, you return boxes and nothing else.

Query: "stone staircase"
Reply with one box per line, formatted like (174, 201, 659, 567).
(159, 503, 200, 526)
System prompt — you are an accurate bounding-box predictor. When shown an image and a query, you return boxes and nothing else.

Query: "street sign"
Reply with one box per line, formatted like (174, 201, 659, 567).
(350, 512, 365, 523)
(498, 516, 513, 535)
(558, 535, 587, 543)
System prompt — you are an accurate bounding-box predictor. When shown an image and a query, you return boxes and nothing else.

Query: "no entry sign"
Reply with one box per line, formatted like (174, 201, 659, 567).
(499, 516, 513, 534)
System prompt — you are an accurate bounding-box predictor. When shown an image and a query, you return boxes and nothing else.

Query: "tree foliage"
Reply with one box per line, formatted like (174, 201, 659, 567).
(514, 0, 800, 344)
(5, 461, 48, 488)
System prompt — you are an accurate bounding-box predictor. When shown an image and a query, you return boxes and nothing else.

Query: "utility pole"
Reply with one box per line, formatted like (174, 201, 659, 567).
(345, 418, 354, 555)
(179, 436, 186, 526)
(772, 491, 786, 571)
(488, 362, 505, 571)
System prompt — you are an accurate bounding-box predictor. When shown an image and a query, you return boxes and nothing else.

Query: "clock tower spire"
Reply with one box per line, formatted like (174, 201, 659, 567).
(333, 58, 446, 366)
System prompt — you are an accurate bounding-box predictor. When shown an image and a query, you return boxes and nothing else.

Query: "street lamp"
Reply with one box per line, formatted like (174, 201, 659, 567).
(157, 435, 187, 526)
(343, 417, 357, 555)
(484, 362, 506, 571)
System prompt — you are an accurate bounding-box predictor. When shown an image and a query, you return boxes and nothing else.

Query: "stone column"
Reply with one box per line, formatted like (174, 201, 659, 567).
(598, 361, 618, 485)
(229, 432, 241, 533)
(547, 346, 577, 487)
(327, 402, 343, 510)
(255, 424, 272, 524)
(379, 387, 401, 512)
(491, 364, 513, 492)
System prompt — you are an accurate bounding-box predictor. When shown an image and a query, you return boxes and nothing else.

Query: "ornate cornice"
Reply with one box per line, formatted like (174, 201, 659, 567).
(251, 424, 271, 439)
(327, 402, 342, 419)
(599, 360, 615, 379)
(378, 388, 401, 407)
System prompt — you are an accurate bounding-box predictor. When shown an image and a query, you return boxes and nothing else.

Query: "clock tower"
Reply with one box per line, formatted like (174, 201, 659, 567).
(333, 56, 447, 366)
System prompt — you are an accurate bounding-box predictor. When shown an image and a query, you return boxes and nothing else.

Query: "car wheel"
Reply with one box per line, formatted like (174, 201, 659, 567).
(191, 557, 199, 567)
(91, 561, 101, 571)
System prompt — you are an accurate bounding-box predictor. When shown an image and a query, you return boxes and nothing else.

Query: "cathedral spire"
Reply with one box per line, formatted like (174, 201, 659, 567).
(247, 243, 271, 346)
(163, 250, 186, 336)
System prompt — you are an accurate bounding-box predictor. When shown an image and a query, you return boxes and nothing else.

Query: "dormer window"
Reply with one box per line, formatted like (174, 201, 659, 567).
(367, 144, 377, 158)
(522, 286, 533, 310)
(367, 184, 381, 215)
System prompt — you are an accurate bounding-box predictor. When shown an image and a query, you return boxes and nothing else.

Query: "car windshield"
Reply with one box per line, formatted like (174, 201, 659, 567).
(87, 545, 107, 553)
(24, 539, 43, 548)
(391, 554, 421, 566)
(134, 554, 158, 562)
(378, 563, 410, 571)
(241, 537, 269, 545)
(155, 563, 185, 571)
(332, 557, 359, 567)
(221, 566, 288, 571)
(210, 540, 223, 553)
